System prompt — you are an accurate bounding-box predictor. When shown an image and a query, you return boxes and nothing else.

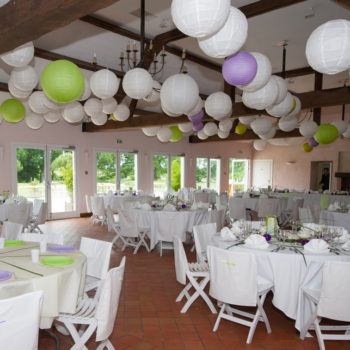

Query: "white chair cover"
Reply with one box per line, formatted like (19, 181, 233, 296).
(118, 210, 140, 238)
(36, 202, 48, 225)
(229, 198, 246, 220)
(1, 221, 23, 239)
(7, 203, 32, 227)
(173, 237, 188, 285)
(32, 199, 44, 217)
(193, 223, 217, 262)
(194, 192, 209, 203)
(257, 198, 279, 218)
(90, 196, 105, 217)
(299, 207, 314, 223)
(286, 197, 304, 220)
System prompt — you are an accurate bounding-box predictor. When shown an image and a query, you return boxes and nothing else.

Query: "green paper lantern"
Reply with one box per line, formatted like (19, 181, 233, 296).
(170, 126, 183, 142)
(314, 123, 338, 145)
(235, 123, 247, 135)
(40, 60, 84, 103)
(0, 98, 25, 123)
(303, 143, 313, 153)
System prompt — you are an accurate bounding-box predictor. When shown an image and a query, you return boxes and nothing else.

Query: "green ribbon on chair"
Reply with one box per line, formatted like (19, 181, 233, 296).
(320, 194, 330, 210)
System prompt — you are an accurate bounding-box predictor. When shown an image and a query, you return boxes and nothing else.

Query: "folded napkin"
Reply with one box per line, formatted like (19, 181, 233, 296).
(220, 227, 237, 241)
(140, 203, 152, 211)
(244, 234, 269, 250)
(303, 239, 329, 254)
(163, 203, 176, 211)
(342, 241, 350, 251)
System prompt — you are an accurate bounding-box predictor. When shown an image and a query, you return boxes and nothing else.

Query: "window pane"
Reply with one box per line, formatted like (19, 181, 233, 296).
(229, 159, 249, 195)
(96, 152, 116, 193)
(170, 156, 184, 192)
(120, 152, 137, 192)
(196, 158, 208, 189)
(16, 148, 45, 202)
(153, 155, 168, 197)
(209, 159, 220, 192)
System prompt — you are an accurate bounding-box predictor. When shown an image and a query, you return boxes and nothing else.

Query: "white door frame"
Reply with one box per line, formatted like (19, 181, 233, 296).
(252, 159, 273, 189)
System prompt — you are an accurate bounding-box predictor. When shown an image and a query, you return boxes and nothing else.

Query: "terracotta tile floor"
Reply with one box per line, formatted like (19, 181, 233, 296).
(39, 218, 349, 350)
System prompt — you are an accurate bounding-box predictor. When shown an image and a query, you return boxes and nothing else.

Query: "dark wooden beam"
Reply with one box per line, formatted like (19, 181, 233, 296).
(334, 0, 350, 10)
(313, 72, 323, 124)
(275, 66, 314, 78)
(0, 0, 121, 54)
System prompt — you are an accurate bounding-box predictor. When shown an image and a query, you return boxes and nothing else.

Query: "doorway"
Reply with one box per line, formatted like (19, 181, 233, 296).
(252, 159, 273, 189)
(310, 161, 332, 191)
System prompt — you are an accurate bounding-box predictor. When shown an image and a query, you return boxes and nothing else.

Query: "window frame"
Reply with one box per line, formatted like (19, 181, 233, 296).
(229, 158, 250, 195)
(195, 157, 221, 191)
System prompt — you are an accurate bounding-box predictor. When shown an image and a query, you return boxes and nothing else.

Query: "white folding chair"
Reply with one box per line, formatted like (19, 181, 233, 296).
(207, 246, 273, 344)
(302, 261, 350, 350)
(173, 237, 216, 314)
(193, 223, 217, 263)
(7, 203, 32, 228)
(90, 196, 106, 225)
(56, 257, 126, 350)
(21, 232, 64, 244)
(80, 237, 113, 294)
(299, 207, 314, 223)
(32, 199, 44, 217)
(29, 202, 48, 233)
(1, 221, 23, 239)
(0, 291, 43, 350)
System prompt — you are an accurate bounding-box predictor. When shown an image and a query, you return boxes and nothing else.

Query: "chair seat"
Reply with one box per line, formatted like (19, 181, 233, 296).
(189, 261, 209, 273)
(85, 275, 100, 292)
(58, 298, 97, 324)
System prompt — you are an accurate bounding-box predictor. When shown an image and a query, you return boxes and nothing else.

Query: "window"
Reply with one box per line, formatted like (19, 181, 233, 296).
(229, 159, 249, 195)
(153, 154, 185, 197)
(196, 157, 221, 192)
(119, 152, 138, 192)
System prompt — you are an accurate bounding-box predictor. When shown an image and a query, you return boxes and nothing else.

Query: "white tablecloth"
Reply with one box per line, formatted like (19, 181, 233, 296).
(0, 242, 86, 328)
(319, 210, 350, 230)
(103, 195, 154, 211)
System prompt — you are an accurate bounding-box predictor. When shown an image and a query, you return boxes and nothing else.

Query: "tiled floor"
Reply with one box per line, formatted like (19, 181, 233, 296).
(39, 218, 349, 350)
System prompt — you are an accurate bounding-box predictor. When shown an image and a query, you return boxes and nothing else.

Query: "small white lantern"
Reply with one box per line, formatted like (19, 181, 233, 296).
(122, 68, 153, 99)
(91, 112, 107, 126)
(242, 76, 278, 110)
(178, 122, 193, 133)
(62, 101, 85, 124)
(218, 129, 230, 139)
(84, 98, 102, 117)
(79, 77, 92, 101)
(253, 139, 267, 151)
(278, 117, 298, 132)
(42, 95, 62, 111)
(205, 92, 232, 120)
(1, 42, 34, 67)
(284, 96, 301, 120)
(171, 0, 230, 38)
(8, 79, 31, 99)
(306, 19, 350, 75)
(90, 69, 120, 99)
(203, 122, 218, 136)
(343, 125, 350, 138)
(332, 120, 348, 134)
(299, 120, 318, 138)
(197, 129, 209, 140)
(112, 104, 130, 122)
(238, 116, 256, 125)
(198, 7, 247, 58)
(142, 126, 160, 137)
(259, 127, 276, 140)
(219, 118, 233, 132)
(157, 127, 172, 143)
(271, 75, 288, 105)
(160, 74, 199, 115)
(10, 65, 38, 92)
(25, 113, 44, 130)
(251, 118, 273, 135)
(143, 80, 161, 103)
(44, 111, 61, 124)
(102, 97, 118, 114)
(237, 52, 272, 92)
(266, 92, 294, 118)
(28, 91, 50, 114)
(187, 97, 204, 117)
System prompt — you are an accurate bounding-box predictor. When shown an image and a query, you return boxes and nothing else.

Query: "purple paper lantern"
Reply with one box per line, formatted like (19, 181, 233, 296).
(188, 110, 204, 124)
(192, 121, 204, 131)
(222, 51, 257, 87)
(308, 137, 319, 147)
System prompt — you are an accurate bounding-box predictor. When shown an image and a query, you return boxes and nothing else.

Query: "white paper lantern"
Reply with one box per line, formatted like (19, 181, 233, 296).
(162, 103, 182, 117)
(242, 76, 278, 110)
(205, 92, 232, 120)
(171, 0, 230, 38)
(259, 127, 276, 140)
(271, 75, 288, 105)
(218, 129, 230, 139)
(102, 97, 118, 114)
(28, 91, 50, 114)
(91, 112, 107, 126)
(122, 68, 153, 99)
(44, 111, 61, 124)
(1, 42, 34, 67)
(42, 95, 62, 111)
(218, 118, 233, 132)
(187, 97, 204, 117)
(198, 7, 247, 58)
(197, 129, 209, 140)
(203, 122, 218, 136)
(8, 79, 31, 99)
(84, 98, 102, 117)
(25, 113, 44, 129)
(266, 92, 294, 118)
(142, 126, 160, 137)
(90, 69, 120, 99)
(62, 101, 85, 124)
(278, 117, 298, 132)
(10, 65, 38, 92)
(332, 120, 348, 134)
(343, 125, 350, 138)
(237, 52, 272, 92)
(79, 77, 91, 101)
(238, 116, 256, 125)
(250, 118, 273, 135)
(160, 74, 199, 115)
(143, 80, 161, 103)
(253, 139, 267, 151)
(284, 96, 301, 120)
(299, 120, 318, 138)
(112, 104, 130, 122)
(157, 127, 172, 143)
(178, 122, 193, 133)
(306, 19, 350, 75)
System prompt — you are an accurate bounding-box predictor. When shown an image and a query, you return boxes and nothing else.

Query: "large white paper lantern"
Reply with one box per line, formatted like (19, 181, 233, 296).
(162, 103, 182, 117)
(343, 125, 350, 138)
(219, 118, 233, 132)
(284, 96, 301, 120)
(259, 126, 276, 140)
(266, 92, 293, 118)
(171, 0, 230, 38)
(251, 118, 273, 135)
(238, 116, 256, 125)
(90, 69, 120, 99)
(242, 76, 278, 110)
(271, 75, 288, 105)
(237, 52, 272, 92)
(91, 112, 107, 126)
(205, 92, 232, 120)
(197, 129, 208, 140)
(142, 126, 160, 137)
(44, 111, 61, 124)
(10, 65, 38, 92)
(306, 19, 350, 75)
(187, 97, 204, 117)
(157, 127, 172, 143)
(1, 42, 34, 67)
(62, 101, 85, 123)
(203, 122, 218, 136)
(25, 113, 44, 130)
(253, 139, 267, 151)
(122, 68, 153, 99)
(178, 122, 193, 133)
(28, 91, 50, 114)
(112, 104, 130, 122)
(160, 74, 199, 115)
(299, 120, 318, 137)
(84, 98, 102, 117)
(143, 80, 161, 103)
(8, 79, 31, 99)
(79, 77, 92, 101)
(198, 7, 247, 58)
(218, 129, 230, 139)
(102, 97, 118, 114)
(279, 117, 298, 132)
(332, 120, 348, 134)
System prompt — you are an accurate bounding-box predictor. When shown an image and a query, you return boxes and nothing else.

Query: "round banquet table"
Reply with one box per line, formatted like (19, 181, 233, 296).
(103, 194, 155, 212)
(132, 208, 226, 250)
(212, 235, 350, 333)
(319, 210, 350, 231)
(0, 241, 86, 329)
